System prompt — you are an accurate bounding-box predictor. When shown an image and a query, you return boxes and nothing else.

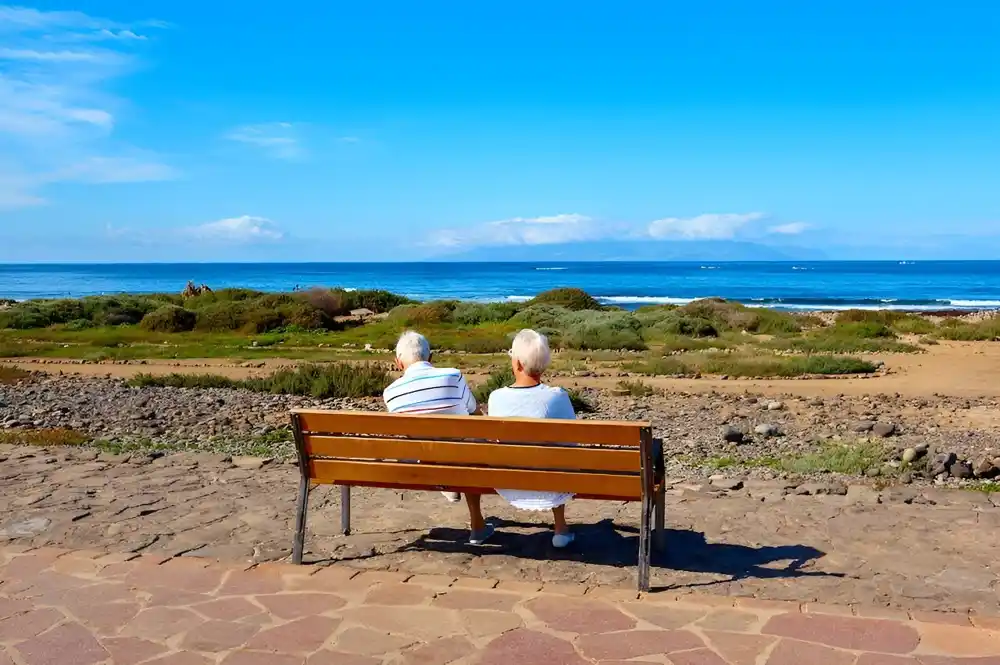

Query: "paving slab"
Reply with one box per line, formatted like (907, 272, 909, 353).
(0, 549, 998, 663)
(1, 454, 1000, 616)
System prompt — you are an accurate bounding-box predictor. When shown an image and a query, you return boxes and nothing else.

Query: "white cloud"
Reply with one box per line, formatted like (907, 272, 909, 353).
(227, 123, 302, 160)
(767, 222, 810, 235)
(647, 212, 766, 240)
(0, 5, 172, 208)
(189, 216, 284, 242)
(0, 47, 110, 62)
(433, 213, 602, 247)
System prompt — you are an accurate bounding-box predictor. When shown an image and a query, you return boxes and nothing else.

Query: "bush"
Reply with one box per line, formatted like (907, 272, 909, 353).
(0, 365, 30, 384)
(64, 319, 94, 331)
(836, 309, 907, 325)
(655, 315, 719, 338)
(194, 301, 250, 332)
(511, 304, 570, 330)
(451, 302, 521, 325)
(675, 298, 801, 334)
(388, 302, 455, 326)
(140, 305, 198, 333)
(301, 288, 349, 317)
(616, 379, 656, 397)
(81, 295, 158, 326)
(529, 288, 602, 311)
(558, 310, 646, 351)
(831, 321, 896, 339)
(632, 305, 680, 327)
(935, 317, 1000, 341)
(341, 289, 412, 313)
(129, 362, 391, 398)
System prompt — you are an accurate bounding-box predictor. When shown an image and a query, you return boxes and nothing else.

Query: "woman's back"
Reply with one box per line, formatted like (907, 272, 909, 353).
(487, 384, 575, 420)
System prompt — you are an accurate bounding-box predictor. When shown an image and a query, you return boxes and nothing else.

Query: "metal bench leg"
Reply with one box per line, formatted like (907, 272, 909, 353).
(340, 485, 351, 536)
(654, 481, 666, 552)
(292, 476, 310, 564)
(638, 491, 653, 593)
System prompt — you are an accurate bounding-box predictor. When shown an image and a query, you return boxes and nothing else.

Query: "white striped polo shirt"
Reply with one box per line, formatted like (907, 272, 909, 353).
(383, 361, 477, 415)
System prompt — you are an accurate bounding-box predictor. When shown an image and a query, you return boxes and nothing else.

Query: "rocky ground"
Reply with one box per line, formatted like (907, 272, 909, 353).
(2, 373, 1000, 487)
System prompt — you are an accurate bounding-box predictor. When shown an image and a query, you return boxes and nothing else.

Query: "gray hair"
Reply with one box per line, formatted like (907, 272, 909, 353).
(395, 331, 431, 364)
(510, 329, 551, 376)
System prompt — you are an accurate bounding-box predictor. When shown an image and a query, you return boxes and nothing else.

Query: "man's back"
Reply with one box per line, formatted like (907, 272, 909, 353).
(383, 361, 477, 415)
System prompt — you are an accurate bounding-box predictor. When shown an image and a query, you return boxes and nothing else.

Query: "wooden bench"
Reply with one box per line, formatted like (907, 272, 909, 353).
(289, 409, 666, 591)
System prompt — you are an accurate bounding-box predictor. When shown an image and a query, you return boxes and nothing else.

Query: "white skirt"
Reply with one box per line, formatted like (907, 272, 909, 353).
(496, 489, 574, 511)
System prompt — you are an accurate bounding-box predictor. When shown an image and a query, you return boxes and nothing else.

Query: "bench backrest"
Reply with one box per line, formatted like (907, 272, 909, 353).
(291, 410, 655, 501)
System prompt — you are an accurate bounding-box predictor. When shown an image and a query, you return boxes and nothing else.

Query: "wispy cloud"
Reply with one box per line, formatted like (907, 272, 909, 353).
(432, 213, 604, 248)
(226, 122, 302, 160)
(432, 211, 792, 250)
(647, 213, 767, 240)
(188, 215, 284, 242)
(0, 4, 172, 208)
(767, 222, 810, 235)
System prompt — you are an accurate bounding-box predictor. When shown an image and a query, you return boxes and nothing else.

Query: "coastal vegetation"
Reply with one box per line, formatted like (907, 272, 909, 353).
(1, 286, 996, 379)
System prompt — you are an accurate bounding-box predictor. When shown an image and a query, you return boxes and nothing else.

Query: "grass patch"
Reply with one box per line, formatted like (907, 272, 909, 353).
(615, 379, 657, 397)
(627, 353, 877, 377)
(966, 481, 1000, 494)
(0, 428, 92, 446)
(781, 441, 887, 475)
(935, 318, 1000, 341)
(128, 362, 391, 399)
(0, 365, 30, 384)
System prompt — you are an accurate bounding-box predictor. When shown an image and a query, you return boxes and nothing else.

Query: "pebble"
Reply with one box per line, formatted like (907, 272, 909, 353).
(766, 401, 784, 411)
(754, 424, 780, 438)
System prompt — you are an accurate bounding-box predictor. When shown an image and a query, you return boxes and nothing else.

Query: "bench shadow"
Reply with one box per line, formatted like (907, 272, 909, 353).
(399, 517, 843, 588)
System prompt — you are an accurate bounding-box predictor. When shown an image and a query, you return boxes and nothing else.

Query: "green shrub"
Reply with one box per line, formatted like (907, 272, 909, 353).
(616, 379, 656, 397)
(529, 288, 602, 311)
(448, 335, 511, 354)
(64, 319, 94, 331)
(626, 357, 690, 376)
(140, 305, 198, 333)
(632, 305, 680, 327)
(194, 301, 250, 332)
(341, 289, 412, 313)
(451, 302, 520, 325)
(510, 304, 570, 330)
(836, 309, 908, 325)
(831, 321, 896, 339)
(129, 362, 390, 398)
(655, 315, 719, 338)
(935, 317, 1000, 341)
(81, 295, 158, 326)
(891, 316, 936, 335)
(675, 299, 801, 334)
(388, 302, 455, 326)
(558, 310, 646, 351)
(0, 365, 30, 384)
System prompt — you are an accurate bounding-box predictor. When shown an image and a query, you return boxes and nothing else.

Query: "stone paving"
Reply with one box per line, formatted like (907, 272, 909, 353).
(1, 547, 999, 664)
(1, 447, 999, 615)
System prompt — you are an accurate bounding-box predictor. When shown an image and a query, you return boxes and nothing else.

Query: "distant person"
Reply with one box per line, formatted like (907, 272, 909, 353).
(471, 329, 577, 548)
(383, 331, 479, 507)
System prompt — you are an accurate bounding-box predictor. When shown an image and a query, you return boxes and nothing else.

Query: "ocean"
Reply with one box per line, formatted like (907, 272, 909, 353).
(2, 261, 1000, 311)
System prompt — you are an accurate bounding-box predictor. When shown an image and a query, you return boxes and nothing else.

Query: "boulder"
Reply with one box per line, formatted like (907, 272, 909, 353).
(871, 422, 897, 438)
(852, 421, 876, 433)
(948, 460, 974, 480)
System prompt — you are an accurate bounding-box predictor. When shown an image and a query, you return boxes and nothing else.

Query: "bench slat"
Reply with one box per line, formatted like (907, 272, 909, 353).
(294, 410, 647, 447)
(303, 435, 640, 473)
(307, 459, 642, 499)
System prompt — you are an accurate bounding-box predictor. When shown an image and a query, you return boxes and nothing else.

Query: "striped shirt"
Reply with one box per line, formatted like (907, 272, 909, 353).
(383, 361, 477, 415)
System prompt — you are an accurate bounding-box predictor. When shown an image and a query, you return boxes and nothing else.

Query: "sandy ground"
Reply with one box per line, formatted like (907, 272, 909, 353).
(4, 340, 1000, 399)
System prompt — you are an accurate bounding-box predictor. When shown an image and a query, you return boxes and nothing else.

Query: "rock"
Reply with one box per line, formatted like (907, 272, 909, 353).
(0, 517, 52, 538)
(721, 426, 745, 444)
(934, 451, 957, 466)
(709, 478, 744, 491)
(928, 463, 949, 478)
(794, 482, 848, 496)
(846, 485, 881, 505)
(232, 456, 272, 471)
(914, 443, 930, 454)
(899, 471, 913, 484)
(97, 452, 131, 464)
(948, 460, 974, 480)
(973, 458, 999, 479)
(754, 424, 780, 438)
(871, 422, 897, 438)
(901, 448, 919, 464)
(766, 401, 784, 411)
(865, 467, 882, 478)
(852, 421, 876, 433)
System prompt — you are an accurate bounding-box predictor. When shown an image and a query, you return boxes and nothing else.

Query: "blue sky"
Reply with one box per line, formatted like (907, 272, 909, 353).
(1, 1, 998, 262)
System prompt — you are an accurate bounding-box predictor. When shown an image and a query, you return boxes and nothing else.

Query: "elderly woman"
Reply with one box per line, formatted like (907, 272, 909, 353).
(465, 329, 577, 548)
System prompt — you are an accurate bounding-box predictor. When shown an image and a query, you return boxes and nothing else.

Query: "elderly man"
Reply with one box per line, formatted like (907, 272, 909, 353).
(383, 332, 485, 527)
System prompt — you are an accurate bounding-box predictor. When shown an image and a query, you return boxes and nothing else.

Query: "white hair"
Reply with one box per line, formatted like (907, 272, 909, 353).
(395, 331, 431, 364)
(510, 329, 551, 376)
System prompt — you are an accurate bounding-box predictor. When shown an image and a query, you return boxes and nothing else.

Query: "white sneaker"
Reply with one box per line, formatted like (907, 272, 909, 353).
(552, 532, 576, 548)
(441, 491, 461, 503)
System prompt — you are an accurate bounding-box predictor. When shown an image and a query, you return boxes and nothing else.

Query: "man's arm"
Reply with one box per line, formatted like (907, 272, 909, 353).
(459, 375, 478, 415)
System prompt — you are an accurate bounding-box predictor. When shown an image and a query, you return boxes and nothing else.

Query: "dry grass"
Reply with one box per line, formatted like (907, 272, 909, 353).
(0, 365, 30, 384)
(0, 428, 92, 446)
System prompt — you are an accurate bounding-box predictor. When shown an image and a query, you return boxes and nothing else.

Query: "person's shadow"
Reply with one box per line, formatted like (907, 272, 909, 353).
(400, 517, 842, 590)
